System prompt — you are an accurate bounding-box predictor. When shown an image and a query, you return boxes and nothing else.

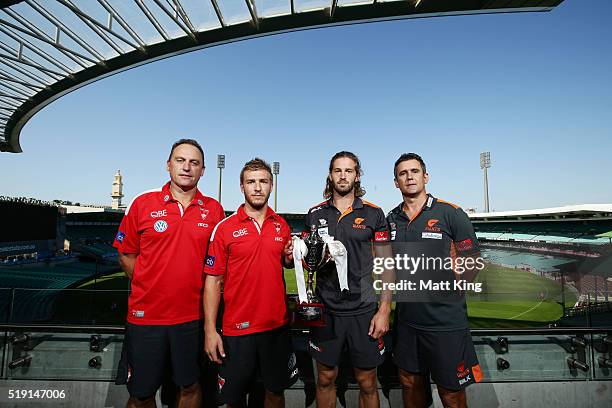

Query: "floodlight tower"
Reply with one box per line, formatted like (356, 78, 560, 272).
(217, 155, 225, 205)
(273, 162, 280, 211)
(480, 152, 491, 213)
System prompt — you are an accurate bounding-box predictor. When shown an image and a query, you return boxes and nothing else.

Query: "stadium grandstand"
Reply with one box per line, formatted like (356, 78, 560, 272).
(470, 205, 612, 314)
(2, 0, 611, 406)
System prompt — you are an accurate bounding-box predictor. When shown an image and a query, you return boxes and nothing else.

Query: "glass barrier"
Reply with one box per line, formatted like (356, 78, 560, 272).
(6, 289, 128, 326)
(4, 331, 123, 381)
(2, 327, 611, 384)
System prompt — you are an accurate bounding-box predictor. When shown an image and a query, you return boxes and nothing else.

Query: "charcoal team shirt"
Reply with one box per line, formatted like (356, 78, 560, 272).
(113, 182, 224, 325)
(386, 194, 479, 331)
(204, 205, 291, 336)
(303, 197, 390, 316)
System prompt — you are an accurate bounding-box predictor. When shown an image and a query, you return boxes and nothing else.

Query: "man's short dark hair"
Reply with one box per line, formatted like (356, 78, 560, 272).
(394, 153, 426, 178)
(240, 158, 273, 183)
(168, 139, 204, 164)
(324, 151, 365, 199)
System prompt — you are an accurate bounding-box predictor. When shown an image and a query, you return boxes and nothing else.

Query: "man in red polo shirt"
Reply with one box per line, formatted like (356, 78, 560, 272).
(114, 139, 224, 408)
(204, 158, 298, 408)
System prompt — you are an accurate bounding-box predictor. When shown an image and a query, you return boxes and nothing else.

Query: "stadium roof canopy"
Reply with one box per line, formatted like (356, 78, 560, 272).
(470, 204, 612, 222)
(0, 0, 563, 153)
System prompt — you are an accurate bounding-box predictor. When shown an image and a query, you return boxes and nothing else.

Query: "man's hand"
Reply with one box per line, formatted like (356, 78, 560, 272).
(368, 306, 390, 339)
(283, 239, 294, 267)
(205, 329, 225, 364)
(118, 252, 137, 280)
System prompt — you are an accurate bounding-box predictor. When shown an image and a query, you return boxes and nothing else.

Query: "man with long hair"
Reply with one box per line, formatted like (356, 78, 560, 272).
(304, 151, 391, 408)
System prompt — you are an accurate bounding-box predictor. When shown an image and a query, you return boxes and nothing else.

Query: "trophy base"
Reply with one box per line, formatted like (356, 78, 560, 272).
(292, 302, 326, 327)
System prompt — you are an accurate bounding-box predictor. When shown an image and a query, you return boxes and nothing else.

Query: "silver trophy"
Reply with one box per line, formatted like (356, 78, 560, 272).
(294, 225, 333, 324)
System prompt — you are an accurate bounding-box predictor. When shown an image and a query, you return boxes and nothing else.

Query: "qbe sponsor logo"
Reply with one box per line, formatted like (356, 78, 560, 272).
(154, 220, 168, 233)
(150, 209, 167, 218)
(232, 228, 248, 238)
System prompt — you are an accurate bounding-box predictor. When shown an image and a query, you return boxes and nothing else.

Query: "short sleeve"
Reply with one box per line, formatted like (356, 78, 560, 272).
(451, 208, 479, 254)
(113, 199, 140, 254)
(373, 208, 390, 242)
(301, 210, 312, 239)
(204, 222, 228, 276)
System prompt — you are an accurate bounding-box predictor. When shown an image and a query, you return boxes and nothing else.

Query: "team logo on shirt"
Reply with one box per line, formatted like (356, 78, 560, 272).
(425, 218, 441, 232)
(318, 218, 327, 226)
(456, 239, 474, 252)
(163, 195, 170, 202)
(352, 217, 367, 229)
(198, 199, 203, 206)
(154, 220, 168, 233)
(115, 231, 125, 243)
(200, 208, 209, 220)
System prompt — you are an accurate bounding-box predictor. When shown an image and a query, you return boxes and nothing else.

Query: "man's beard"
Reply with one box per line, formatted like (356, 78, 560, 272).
(245, 193, 270, 210)
(333, 180, 355, 197)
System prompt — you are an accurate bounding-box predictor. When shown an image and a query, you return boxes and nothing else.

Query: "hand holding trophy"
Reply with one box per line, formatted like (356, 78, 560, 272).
(292, 225, 348, 326)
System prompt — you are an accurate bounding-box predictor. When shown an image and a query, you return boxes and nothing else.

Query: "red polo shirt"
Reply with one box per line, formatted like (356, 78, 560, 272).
(113, 182, 224, 325)
(205, 205, 291, 336)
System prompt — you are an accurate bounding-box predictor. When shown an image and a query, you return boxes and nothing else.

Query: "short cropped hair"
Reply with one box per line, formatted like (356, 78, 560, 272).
(240, 158, 273, 183)
(168, 139, 205, 164)
(394, 153, 426, 178)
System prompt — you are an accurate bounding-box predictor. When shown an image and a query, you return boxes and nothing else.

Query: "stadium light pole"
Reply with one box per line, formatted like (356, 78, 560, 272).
(480, 152, 491, 213)
(273, 162, 280, 211)
(217, 155, 225, 205)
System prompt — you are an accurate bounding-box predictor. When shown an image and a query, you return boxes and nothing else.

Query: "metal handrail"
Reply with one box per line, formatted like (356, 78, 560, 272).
(1, 323, 610, 335)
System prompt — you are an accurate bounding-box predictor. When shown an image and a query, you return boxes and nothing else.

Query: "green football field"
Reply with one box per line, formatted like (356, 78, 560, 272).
(72, 263, 576, 328)
(283, 263, 576, 327)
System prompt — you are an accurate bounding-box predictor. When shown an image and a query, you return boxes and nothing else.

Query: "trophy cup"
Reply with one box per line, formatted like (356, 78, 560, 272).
(292, 225, 332, 326)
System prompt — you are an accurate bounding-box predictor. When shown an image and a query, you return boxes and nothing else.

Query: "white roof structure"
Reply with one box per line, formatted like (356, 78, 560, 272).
(0, 0, 563, 153)
(470, 204, 612, 220)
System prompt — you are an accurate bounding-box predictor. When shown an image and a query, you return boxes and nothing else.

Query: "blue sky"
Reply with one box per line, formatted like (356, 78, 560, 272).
(1, 0, 611, 214)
